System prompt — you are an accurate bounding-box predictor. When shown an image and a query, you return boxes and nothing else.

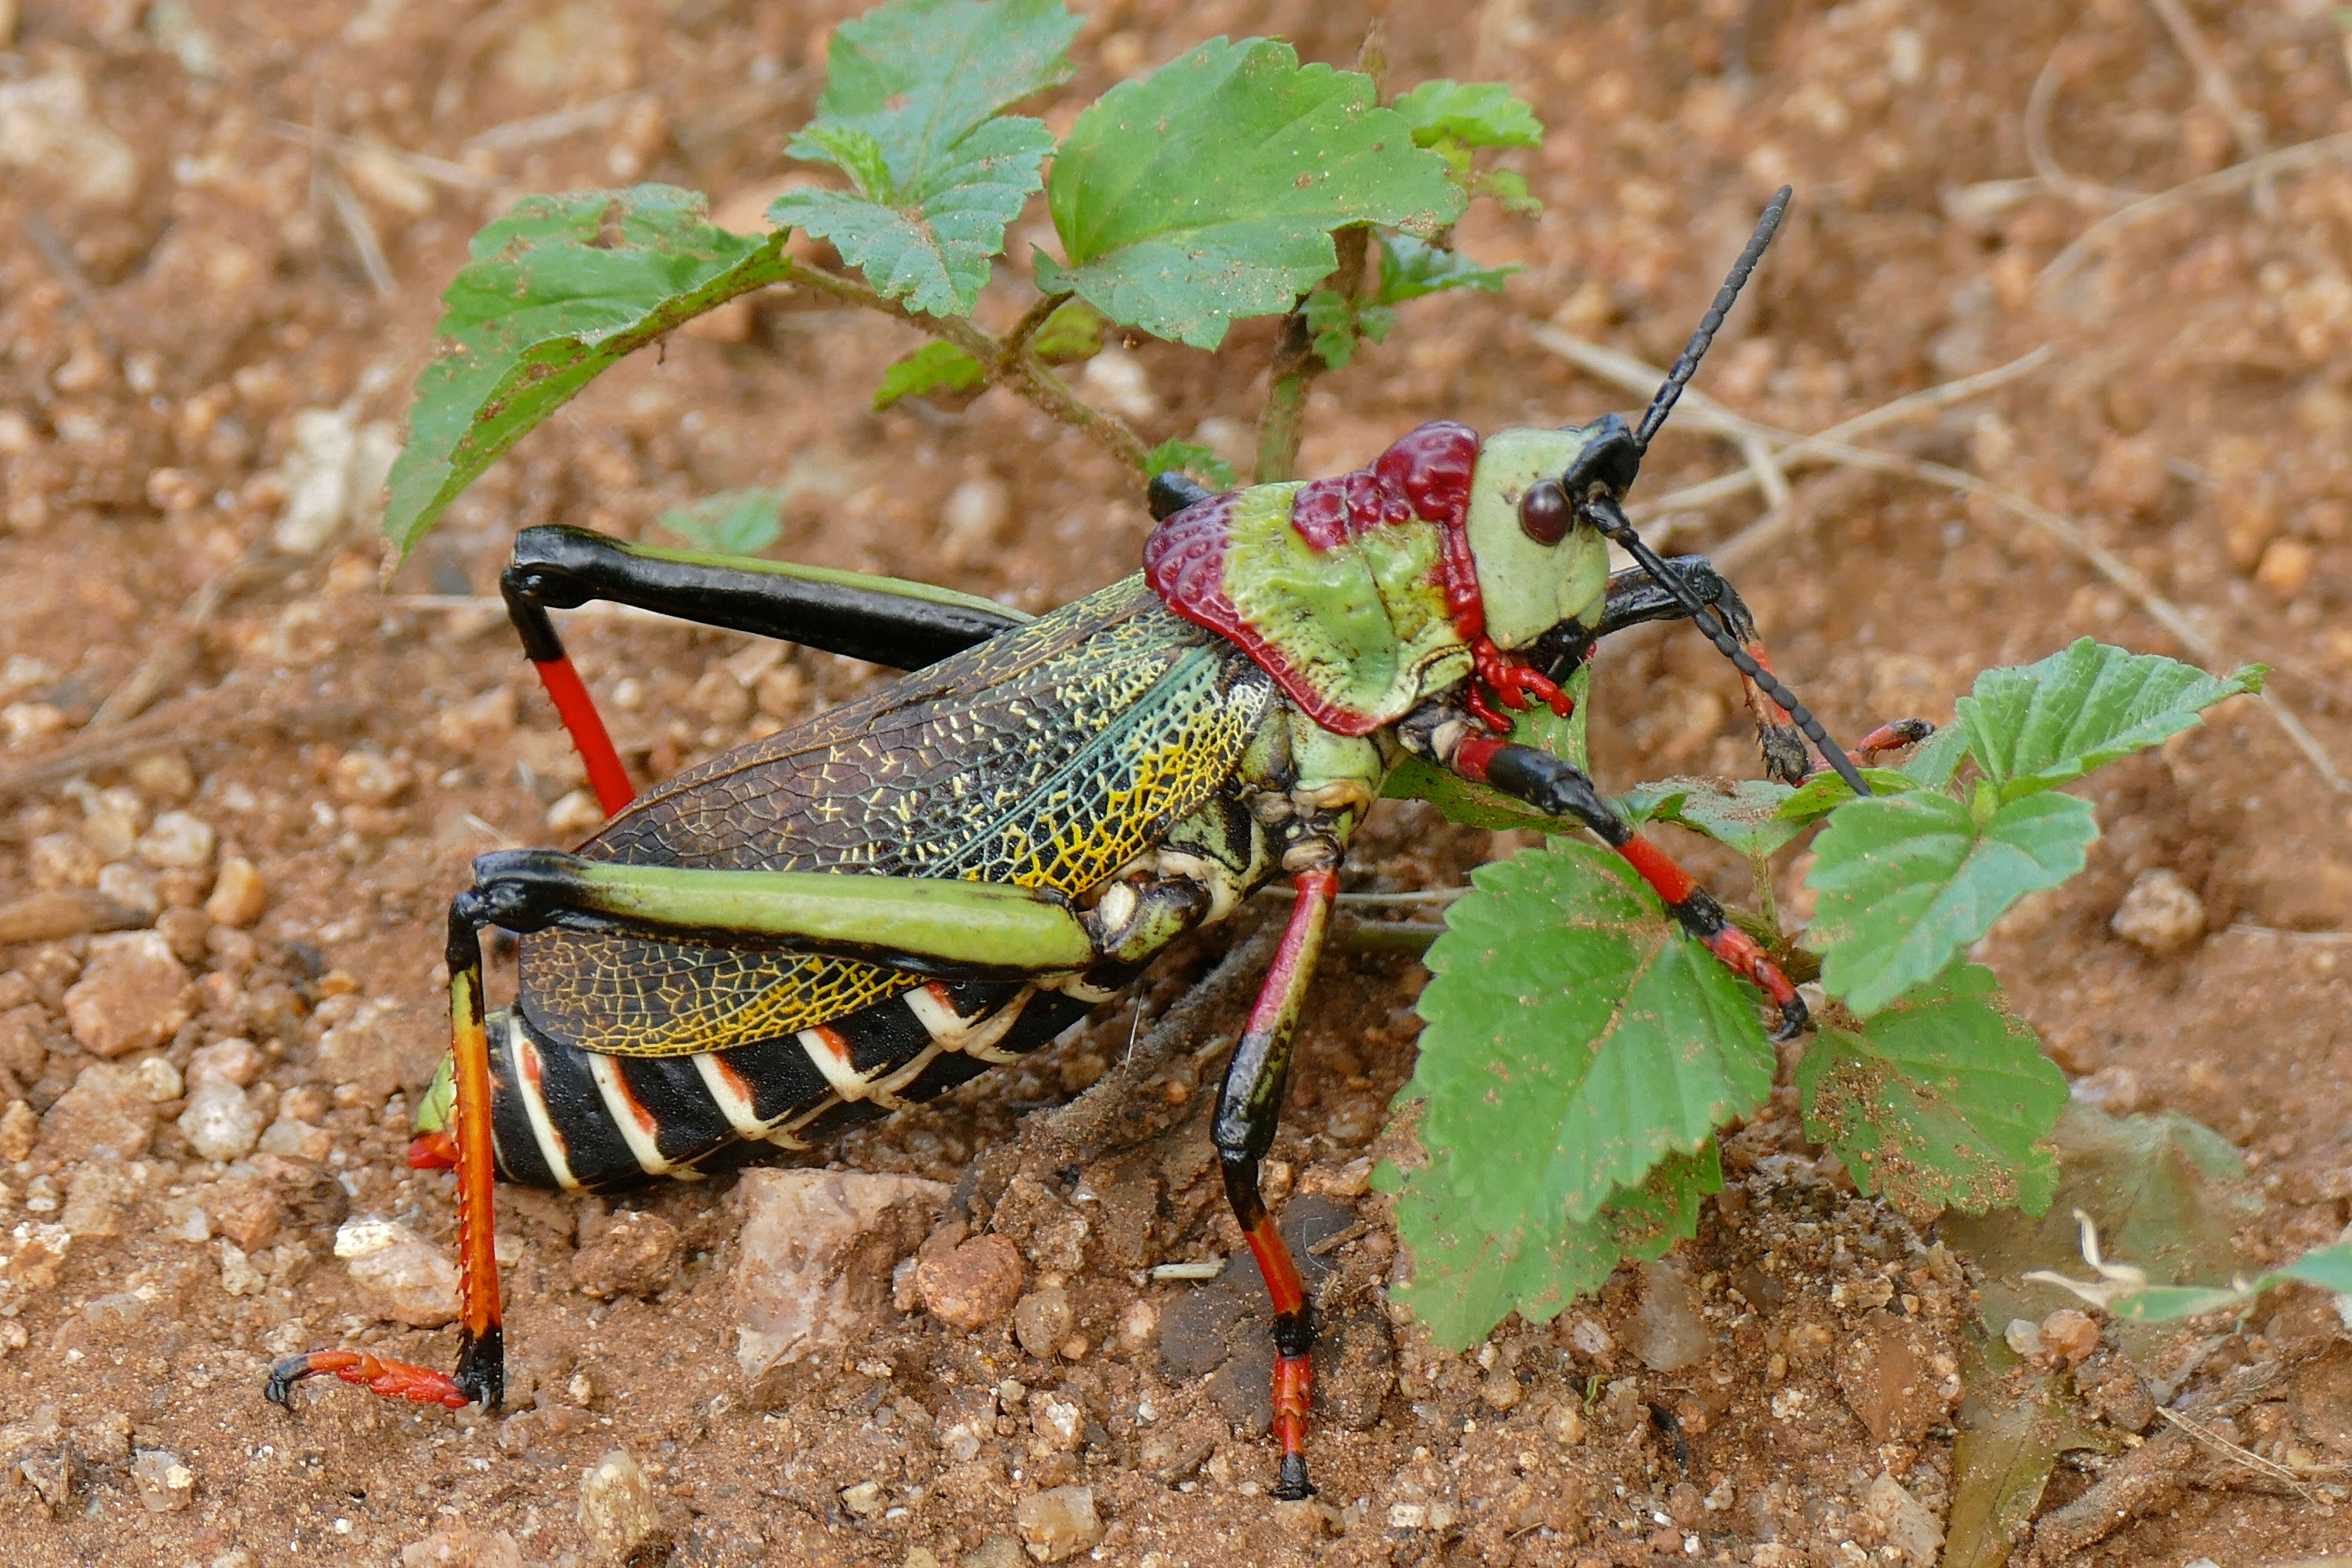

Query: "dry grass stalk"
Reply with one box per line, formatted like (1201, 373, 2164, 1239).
(1530, 328, 2350, 795)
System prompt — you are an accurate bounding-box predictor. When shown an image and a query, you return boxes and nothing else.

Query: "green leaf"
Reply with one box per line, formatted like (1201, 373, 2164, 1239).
(1772, 767, 1919, 827)
(1142, 439, 1235, 490)
(873, 340, 987, 410)
(1617, 776, 1803, 859)
(1474, 167, 1543, 215)
(1956, 640, 2266, 801)
(1300, 288, 1393, 369)
(1941, 1105, 2259, 1337)
(1803, 789, 2099, 1016)
(1374, 231, 1520, 306)
(1945, 1360, 2107, 1568)
(655, 488, 786, 555)
(1391, 1140, 1719, 1348)
(798, 0, 1077, 176)
(776, 0, 1079, 316)
(1410, 841, 1774, 1232)
(1042, 38, 1464, 349)
(1900, 721, 1971, 789)
(1798, 965, 2067, 1219)
(796, 125, 896, 200)
(775, 117, 1053, 317)
(1028, 297, 1106, 362)
(383, 187, 790, 558)
(1390, 79, 1544, 149)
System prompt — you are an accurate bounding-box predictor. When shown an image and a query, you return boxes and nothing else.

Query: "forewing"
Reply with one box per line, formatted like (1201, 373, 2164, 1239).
(518, 577, 1275, 1056)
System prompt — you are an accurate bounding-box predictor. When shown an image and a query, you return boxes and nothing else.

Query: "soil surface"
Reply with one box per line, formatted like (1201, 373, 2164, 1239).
(2, 0, 2351, 1566)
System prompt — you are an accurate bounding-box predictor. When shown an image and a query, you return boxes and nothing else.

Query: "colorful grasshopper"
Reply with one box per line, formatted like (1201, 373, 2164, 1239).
(270, 191, 1898, 1500)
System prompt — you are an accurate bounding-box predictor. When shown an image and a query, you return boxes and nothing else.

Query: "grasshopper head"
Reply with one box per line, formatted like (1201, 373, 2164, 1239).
(1467, 187, 1794, 655)
(1461, 414, 1639, 651)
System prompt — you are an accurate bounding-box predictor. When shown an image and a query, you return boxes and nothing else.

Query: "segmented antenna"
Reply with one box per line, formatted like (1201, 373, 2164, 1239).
(1587, 495, 1872, 799)
(1634, 186, 1792, 453)
(1597, 186, 1873, 798)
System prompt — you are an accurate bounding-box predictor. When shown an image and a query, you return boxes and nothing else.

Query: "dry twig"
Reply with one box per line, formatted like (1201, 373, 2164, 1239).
(2155, 1406, 2316, 1495)
(2141, 0, 2272, 203)
(2024, 44, 2140, 211)
(1531, 327, 2350, 795)
(2039, 132, 2352, 291)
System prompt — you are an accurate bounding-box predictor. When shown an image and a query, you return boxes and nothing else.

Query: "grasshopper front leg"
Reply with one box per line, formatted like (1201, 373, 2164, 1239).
(1210, 863, 1338, 1501)
(1407, 707, 1807, 1038)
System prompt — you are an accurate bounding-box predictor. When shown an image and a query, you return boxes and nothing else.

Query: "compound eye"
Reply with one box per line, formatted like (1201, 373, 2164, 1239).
(1518, 479, 1571, 545)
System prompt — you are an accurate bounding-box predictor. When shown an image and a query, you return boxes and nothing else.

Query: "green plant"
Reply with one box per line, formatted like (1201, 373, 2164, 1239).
(380, 0, 1542, 559)
(1385, 640, 2266, 1346)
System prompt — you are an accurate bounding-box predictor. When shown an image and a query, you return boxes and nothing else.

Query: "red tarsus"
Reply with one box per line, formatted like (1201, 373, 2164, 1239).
(1701, 924, 1800, 1011)
(1618, 838, 1802, 1009)
(531, 655, 635, 818)
(1270, 1350, 1315, 1470)
(1242, 1215, 1315, 1470)
(293, 1351, 473, 1410)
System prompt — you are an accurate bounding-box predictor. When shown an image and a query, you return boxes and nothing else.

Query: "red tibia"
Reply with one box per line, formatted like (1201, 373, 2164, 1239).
(1250, 868, 1338, 1038)
(1702, 924, 1799, 1011)
(450, 992, 504, 1352)
(407, 1129, 458, 1170)
(1452, 734, 1508, 784)
(285, 1351, 473, 1410)
(531, 655, 635, 818)
(1615, 834, 1700, 906)
(1243, 1214, 1309, 1320)
(1271, 1351, 1314, 1470)
(1741, 642, 1793, 727)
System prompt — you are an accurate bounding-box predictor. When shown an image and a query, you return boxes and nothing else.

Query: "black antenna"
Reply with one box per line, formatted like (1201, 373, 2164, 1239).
(1634, 185, 1791, 454)
(1584, 187, 1875, 799)
(1586, 494, 1870, 797)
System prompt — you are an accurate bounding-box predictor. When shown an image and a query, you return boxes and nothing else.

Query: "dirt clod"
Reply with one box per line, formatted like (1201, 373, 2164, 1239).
(579, 1449, 664, 1553)
(59, 1160, 142, 1237)
(203, 856, 267, 928)
(128, 1449, 194, 1513)
(2110, 868, 2207, 954)
(178, 1078, 263, 1161)
(36, 1061, 157, 1160)
(1012, 1285, 1075, 1359)
(2038, 1308, 2102, 1367)
(1837, 1310, 1951, 1444)
(203, 1177, 282, 1252)
(570, 1208, 682, 1300)
(1634, 1258, 1710, 1371)
(733, 1167, 950, 1375)
(61, 930, 191, 1057)
(916, 1232, 1027, 1331)
(1014, 1484, 1102, 1563)
(337, 1217, 459, 1326)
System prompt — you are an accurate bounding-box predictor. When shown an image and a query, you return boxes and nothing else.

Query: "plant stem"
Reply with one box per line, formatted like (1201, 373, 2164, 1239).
(777, 258, 1150, 478)
(998, 292, 1063, 370)
(1253, 224, 1372, 483)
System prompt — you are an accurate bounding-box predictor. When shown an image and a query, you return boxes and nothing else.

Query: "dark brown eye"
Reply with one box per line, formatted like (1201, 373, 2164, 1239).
(1519, 479, 1571, 545)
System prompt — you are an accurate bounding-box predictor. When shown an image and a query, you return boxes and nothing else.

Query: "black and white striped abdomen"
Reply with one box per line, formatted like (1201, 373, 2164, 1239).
(484, 977, 1100, 1193)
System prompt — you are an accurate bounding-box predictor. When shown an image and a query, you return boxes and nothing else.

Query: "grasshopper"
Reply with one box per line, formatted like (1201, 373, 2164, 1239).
(271, 190, 1911, 1500)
